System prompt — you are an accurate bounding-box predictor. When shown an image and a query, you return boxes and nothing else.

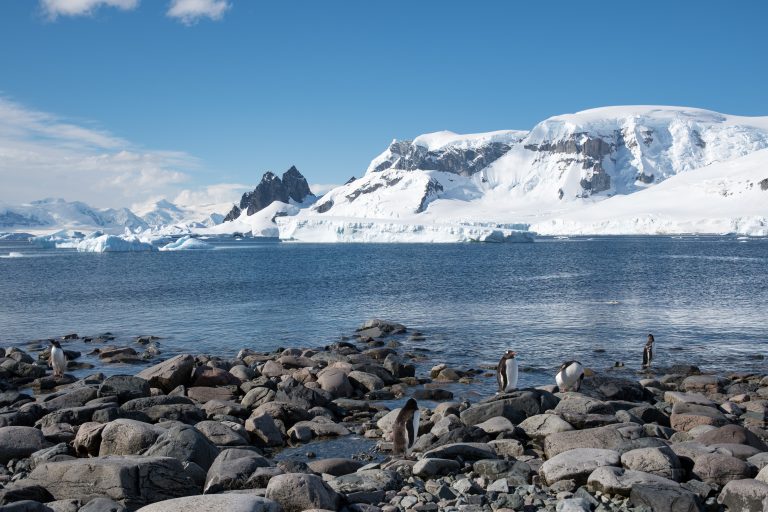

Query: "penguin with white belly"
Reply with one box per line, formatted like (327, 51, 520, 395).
(392, 398, 420, 458)
(496, 350, 519, 393)
(642, 334, 654, 369)
(49, 340, 67, 378)
(555, 360, 584, 392)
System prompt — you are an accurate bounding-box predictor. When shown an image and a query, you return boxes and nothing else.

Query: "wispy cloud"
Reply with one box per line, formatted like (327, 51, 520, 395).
(167, 0, 230, 25)
(40, 0, 139, 19)
(310, 183, 341, 196)
(0, 95, 198, 208)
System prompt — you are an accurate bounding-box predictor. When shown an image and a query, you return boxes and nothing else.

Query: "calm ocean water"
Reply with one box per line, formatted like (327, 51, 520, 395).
(1, 236, 766, 397)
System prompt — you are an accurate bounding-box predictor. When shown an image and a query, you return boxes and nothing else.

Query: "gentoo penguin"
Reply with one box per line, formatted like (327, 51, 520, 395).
(642, 334, 654, 369)
(392, 398, 420, 457)
(555, 361, 585, 392)
(49, 340, 66, 378)
(496, 350, 519, 393)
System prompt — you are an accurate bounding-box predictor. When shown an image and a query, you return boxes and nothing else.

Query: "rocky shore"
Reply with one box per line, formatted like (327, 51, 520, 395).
(0, 320, 767, 512)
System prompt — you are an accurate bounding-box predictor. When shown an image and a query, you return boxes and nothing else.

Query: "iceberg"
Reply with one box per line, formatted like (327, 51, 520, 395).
(76, 234, 156, 253)
(159, 235, 215, 251)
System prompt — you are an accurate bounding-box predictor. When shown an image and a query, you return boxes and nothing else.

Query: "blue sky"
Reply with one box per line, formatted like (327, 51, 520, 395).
(0, 0, 766, 207)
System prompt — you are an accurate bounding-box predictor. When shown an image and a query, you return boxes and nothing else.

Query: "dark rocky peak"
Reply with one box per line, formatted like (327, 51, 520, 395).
(223, 204, 241, 222)
(372, 139, 513, 177)
(238, 167, 314, 216)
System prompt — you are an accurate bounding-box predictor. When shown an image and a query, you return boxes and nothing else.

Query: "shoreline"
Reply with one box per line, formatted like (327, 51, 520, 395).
(0, 319, 767, 511)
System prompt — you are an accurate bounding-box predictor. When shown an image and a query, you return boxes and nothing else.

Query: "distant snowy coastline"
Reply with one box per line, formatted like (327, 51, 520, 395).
(2, 106, 768, 243)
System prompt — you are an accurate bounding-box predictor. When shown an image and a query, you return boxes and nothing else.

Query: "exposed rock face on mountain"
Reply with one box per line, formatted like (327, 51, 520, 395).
(223, 205, 241, 223)
(238, 167, 314, 216)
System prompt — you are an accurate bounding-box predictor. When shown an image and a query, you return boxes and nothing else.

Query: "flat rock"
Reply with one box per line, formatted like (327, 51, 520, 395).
(663, 391, 715, 407)
(588, 466, 682, 496)
(630, 483, 702, 512)
(135, 495, 281, 512)
(475, 416, 515, 434)
(620, 446, 685, 481)
(307, 458, 365, 476)
(98, 375, 150, 403)
(539, 448, 620, 485)
(20, 456, 198, 509)
(693, 453, 756, 486)
(518, 413, 575, 440)
(543, 423, 643, 458)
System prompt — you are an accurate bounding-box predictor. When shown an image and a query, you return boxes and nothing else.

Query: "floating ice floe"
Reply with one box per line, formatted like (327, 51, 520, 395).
(0, 252, 24, 258)
(76, 234, 156, 253)
(159, 235, 215, 251)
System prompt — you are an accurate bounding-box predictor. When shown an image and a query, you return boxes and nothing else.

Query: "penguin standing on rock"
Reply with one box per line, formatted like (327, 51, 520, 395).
(555, 361, 585, 392)
(49, 340, 66, 378)
(496, 350, 519, 393)
(392, 398, 420, 458)
(642, 334, 654, 369)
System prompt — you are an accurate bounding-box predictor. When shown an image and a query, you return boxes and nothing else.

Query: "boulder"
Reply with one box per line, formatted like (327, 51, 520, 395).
(79, 497, 127, 512)
(195, 420, 249, 447)
(412, 458, 461, 478)
(120, 395, 203, 424)
(143, 425, 220, 471)
(251, 401, 309, 427)
(98, 375, 150, 403)
(475, 416, 515, 434)
(460, 390, 558, 425)
(203, 448, 271, 493)
(265, 473, 340, 512)
(518, 413, 574, 440)
(347, 371, 385, 392)
(682, 375, 727, 394)
(587, 466, 682, 496)
(539, 448, 620, 485)
(99, 419, 165, 456)
(191, 366, 240, 387)
(135, 495, 281, 512)
(316, 368, 353, 398)
(0, 426, 47, 464)
(20, 456, 198, 509)
(136, 355, 195, 393)
(473, 459, 533, 485)
(241, 387, 276, 409)
(306, 458, 365, 476)
(629, 483, 703, 512)
(621, 446, 685, 481)
(40, 387, 98, 412)
(245, 414, 284, 446)
(670, 403, 729, 432)
(73, 422, 107, 457)
(696, 424, 768, 451)
(422, 442, 496, 460)
(187, 387, 234, 404)
(543, 423, 643, 458)
(717, 479, 768, 512)
(327, 469, 400, 503)
(692, 453, 756, 486)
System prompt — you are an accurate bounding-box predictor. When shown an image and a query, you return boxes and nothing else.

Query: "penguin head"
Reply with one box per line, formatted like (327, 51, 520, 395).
(647, 334, 655, 344)
(505, 350, 517, 359)
(403, 398, 418, 412)
(50, 340, 62, 348)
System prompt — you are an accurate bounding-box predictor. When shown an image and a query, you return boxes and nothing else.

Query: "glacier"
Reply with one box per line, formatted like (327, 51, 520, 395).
(159, 235, 215, 251)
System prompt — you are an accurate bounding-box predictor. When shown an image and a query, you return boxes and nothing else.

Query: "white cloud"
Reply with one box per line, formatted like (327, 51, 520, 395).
(309, 183, 341, 196)
(167, 0, 230, 25)
(40, 0, 139, 19)
(173, 183, 250, 209)
(0, 96, 199, 208)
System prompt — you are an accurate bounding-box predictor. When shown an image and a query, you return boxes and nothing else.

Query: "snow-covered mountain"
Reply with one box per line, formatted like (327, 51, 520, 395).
(278, 106, 768, 241)
(0, 198, 148, 232)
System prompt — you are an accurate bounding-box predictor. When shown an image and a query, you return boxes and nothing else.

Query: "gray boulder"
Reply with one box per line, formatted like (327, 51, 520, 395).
(630, 483, 703, 512)
(143, 425, 220, 471)
(97, 375, 150, 403)
(327, 469, 400, 504)
(20, 456, 198, 509)
(136, 354, 195, 393)
(135, 495, 281, 512)
(621, 446, 685, 481)
(544, 423, 643, 458)
(412, 458, 460, 478)
(204, 448, 271, 493)
(99, 419, 165, 456)
(717, 479, 768, 512)
(79, 497, 126, 512)
(306, 458, 364, 476)
(518, 413, 574, 440)
(265, 473, 341, 512)
(316, 368, 353, 398)
(588, 466, 682, 496)
(460, 390, 558, 425)
(195, 420, 249, 447)
(245, 414, 283, 446)
(0, 426, 46, 464)
(539, 448, 620, 485)
(692, 453, 756, 486)
(240, 387, 275, 409)
(422, 442, 496, 460)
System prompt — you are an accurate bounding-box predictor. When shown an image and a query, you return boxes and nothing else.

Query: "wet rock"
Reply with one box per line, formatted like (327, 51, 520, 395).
(143, 424, 220, 471)
(540, 448, 620, 485)
(203, 448, 271, 493)
(136, 354, 195, 393)
(412, 458, 460, 478)
(135, 495, 281, 512)
(0, 426, 47, 464)
(422, 442, 496, 460)
(307, 458, 365, 476)
(20, 456, 198, 509)
(287, 418, 349, 439)
(717, 479, 768, 512)
(265, 473, 341, 512)
(356, 319, 406, 338)
(620, 446, 685, 481)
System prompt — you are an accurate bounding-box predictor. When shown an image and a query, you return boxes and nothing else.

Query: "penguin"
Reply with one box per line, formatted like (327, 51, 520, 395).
(642, 334, 654, 369)
(496, 350, 519, 393)
(555, 361, 585, 392)
(392, 398, 420, 457)
(49, 340, 66, 378)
